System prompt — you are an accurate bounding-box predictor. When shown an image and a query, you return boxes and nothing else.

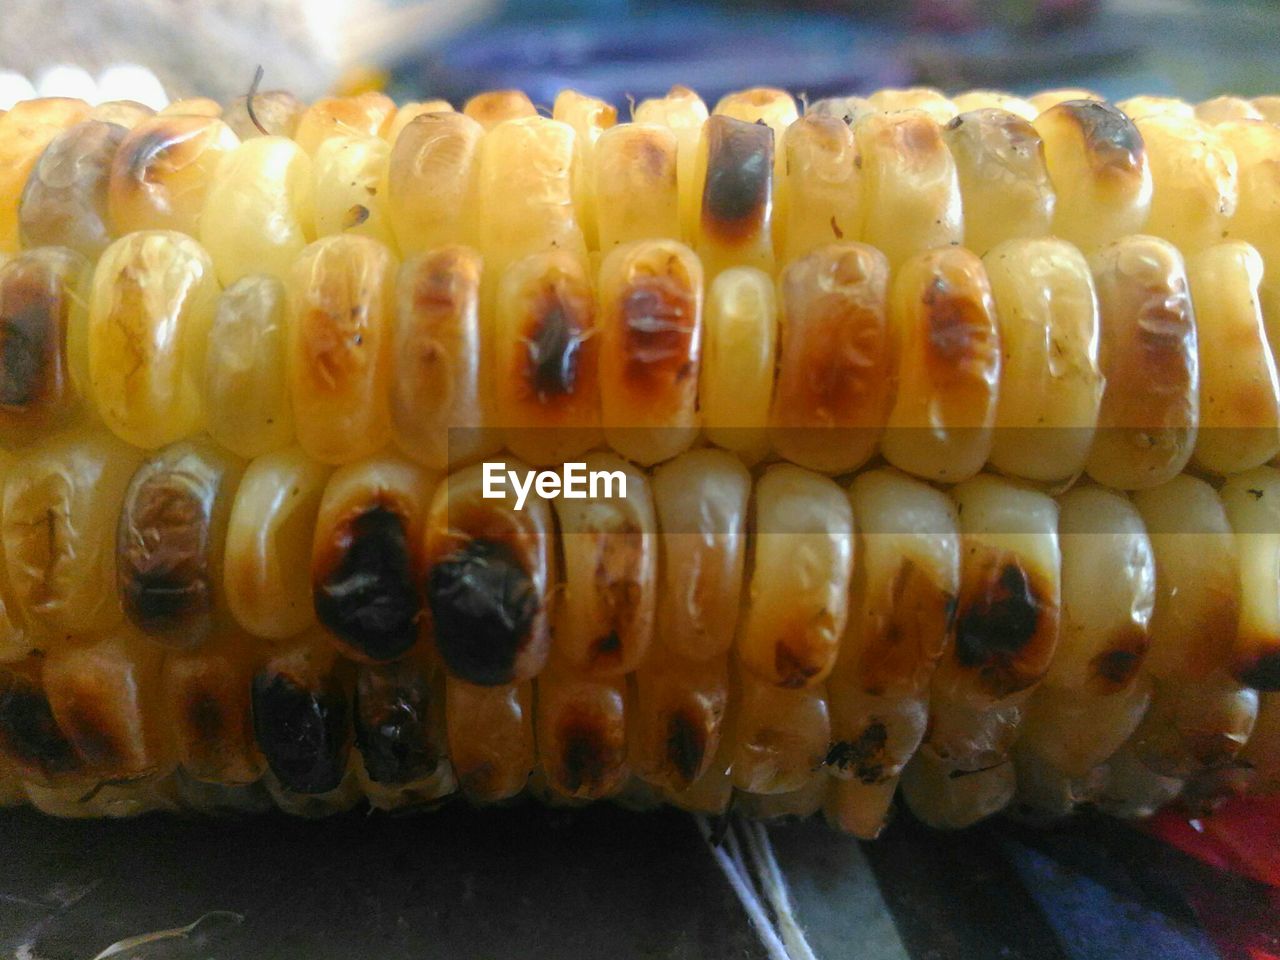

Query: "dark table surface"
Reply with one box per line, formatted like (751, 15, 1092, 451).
(3, 799, 1273, 960)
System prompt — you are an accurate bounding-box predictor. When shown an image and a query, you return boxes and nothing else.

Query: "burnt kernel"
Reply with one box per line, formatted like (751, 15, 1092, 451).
(593, 630, 622, 660)
(956, 563, 1039, 664)
(428, 539, 538, 686)
(20, 121, 126, 258)
(314, 505, 422, 662)
(411, 260, 466, 317)
(353, 661, 438, 785)
(1089, 626, 1150, 692)
(1236, 650, 1280, 692)
(0, 300, 48, 409)
(60, 702, 127, 770)
(345, 204, 371, 228)
(1062, 100, 1145, 173)
(702, 115, 772, 242)
(775, 244, 890, 433)
(0, 669, 80, 778)
(117, 442, 239, 646)
(557, 706, 622, 794)
(923, 275, 989, 375)
(955, 562, 1049, 697)
(825, 721, 889, 784)
(120, 125, 178, 184)
(119, 476, 210, 639)
(631, 134, 674, 181)
(898, 114, 944, 156)
(526, 298, 584, 401)
(774, 641, 823, 689)
(666, 707, 708, 786)
(1134, 296, 1195, 384)
(620, 271, 696, 387)
(1090, 648, 1144, 690)
(251, 669, 349, 794)
(0, 254, 78, 425)
(186, 691, 226, 745)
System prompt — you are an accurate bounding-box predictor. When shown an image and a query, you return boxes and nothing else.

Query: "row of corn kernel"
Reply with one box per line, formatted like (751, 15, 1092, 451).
(1, 425, 1277, 827)
(2, 226, 1276, 496)
(6, 84, 1280, 288)
(5, 85, 1280, 477)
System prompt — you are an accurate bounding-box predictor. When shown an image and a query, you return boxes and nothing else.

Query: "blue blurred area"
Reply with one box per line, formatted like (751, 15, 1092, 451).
(392, 9, 909, 109)
(388, 0, 1280, 108)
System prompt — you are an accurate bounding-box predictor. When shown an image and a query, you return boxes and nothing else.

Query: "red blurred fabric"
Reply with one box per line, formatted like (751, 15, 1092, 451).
(1147, 798, 1280, 888)
(1146, 798, 1280, 960)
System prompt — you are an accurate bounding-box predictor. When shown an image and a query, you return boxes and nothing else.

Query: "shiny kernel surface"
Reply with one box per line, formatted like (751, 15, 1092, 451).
(286, 234, 396, 465)
(108, 115, 240, 237)
(87, 231, 220, 449)
(0, 82, 1278, 826)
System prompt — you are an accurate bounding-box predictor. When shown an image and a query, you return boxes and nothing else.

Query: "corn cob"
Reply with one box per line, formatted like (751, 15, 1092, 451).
(0, 85, 1278, 836)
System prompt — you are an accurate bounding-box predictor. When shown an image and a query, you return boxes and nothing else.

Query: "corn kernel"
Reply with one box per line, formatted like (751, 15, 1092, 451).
(109, 115, 240, 237)
(884, 246, 1001, 483)
(285, 234, 396, 465)
(88, 231, 220, 449)
(596, 238, 702, 465)
(944, 109, 1055, 255)
(771, 243, 891, 474)
(384, 112, 484, 255)
(855, 110, 962, 270)
(19, 120, 125, 258)
(200, 136, 315, 285)
(203, 274, 295, 459)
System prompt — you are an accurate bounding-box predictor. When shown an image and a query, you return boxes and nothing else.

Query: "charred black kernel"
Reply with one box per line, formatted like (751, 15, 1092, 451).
(315, 505, 422, 663)
(0, 669, 79, 777)
(955, 563, 1040, 668)
(353, 661, 438, 785)
(593, 630, 621, 659)
(1237, 651, 1280, 692)
(558, 709, 618, 794)
(251, 670, 349, 794)
(825, 721, 889, 784)
(666, 708, 707, 786)
(1063, 100, 1144, 172)
(428, 539, 537, 686)
(1092, 649, 1143, 688)
(526, 299, 582, 401)
(1089, 626, 1149, 692)
(701, 115, 772, 242)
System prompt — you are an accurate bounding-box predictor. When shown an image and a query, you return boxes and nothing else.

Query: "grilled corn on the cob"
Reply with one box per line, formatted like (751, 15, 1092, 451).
(0, 85, 1278, 834)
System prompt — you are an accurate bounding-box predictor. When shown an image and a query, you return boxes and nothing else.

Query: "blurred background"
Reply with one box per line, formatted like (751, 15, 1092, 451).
(0, 0, 1277, 110)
